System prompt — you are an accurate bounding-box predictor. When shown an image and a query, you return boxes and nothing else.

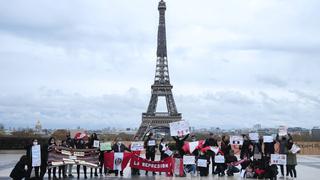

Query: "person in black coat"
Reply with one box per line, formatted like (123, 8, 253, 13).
(172, 133, 189, 158)
(76, 139, 88, 179)
(10, 155, 28, 180)
(203, 132, 218, 174)
(25, 139, 41, 180)
(240, 134, 252, 171)
(144, 133, 157, 176)
(112, 137, 131, 176)
(88, 133, 99, 177)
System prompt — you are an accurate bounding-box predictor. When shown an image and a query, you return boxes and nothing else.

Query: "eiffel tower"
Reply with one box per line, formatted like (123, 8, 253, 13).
(136, 0, 182, 139)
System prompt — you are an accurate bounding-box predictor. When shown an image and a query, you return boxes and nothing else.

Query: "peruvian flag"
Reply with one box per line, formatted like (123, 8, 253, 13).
(104, 152, 132, 171)
(182, 140, 205, 154)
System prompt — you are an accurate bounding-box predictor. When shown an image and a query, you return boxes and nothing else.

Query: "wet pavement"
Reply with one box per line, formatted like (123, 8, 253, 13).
(1, 150, 320, 179)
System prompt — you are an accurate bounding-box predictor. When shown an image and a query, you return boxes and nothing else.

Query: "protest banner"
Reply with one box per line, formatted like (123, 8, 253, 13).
(130, 155, 173, 173)
(279, 126, 288, 136)
(197, 159, 207, 167)
(183, 155, 196, 165)
(48, 146, 99, 167)
(32, 145, 41, 167)
(249, 133, 259, 141)
(169, 121, 190, 137)
(230, 136, 244, 145)
(215, 155, 225, 163)
(131, 141, 144, 151)
(182, 140, 205, 154)
(270, 154, 287, 165)
(93, 140, 100, 148)
(263, 136, 273, 143)
(100, 142, 112, 151)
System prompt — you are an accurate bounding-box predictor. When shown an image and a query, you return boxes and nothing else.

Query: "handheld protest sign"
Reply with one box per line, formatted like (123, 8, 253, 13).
(278, 126, 288, 136)
(32, 145, 41, 167)
(93, 140, 100, 148)
(270, 154, 287, 165)
(183, 155, 196, 165)
(100, 142, 112, 151)
(148, 140, 156, 146)
(169, 121, 190, 137)
(230, 136, 243, 145)
(131, 141, 144, 151)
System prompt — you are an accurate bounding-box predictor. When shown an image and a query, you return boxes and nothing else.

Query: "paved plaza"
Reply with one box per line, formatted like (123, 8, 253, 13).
(1, 150, 320, 179)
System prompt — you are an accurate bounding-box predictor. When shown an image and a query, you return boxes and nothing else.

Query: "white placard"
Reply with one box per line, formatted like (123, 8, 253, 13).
(131, 141, 144, 151)
(189, 141, 199, 153)
(249, 133, 259, 141)
(271, 154, 287, 165)
(74, 151, 85, 157)
(148, 140, 156, 146)
(263, 136, 273, 143)
(230, 136, 244, 145)
(197, 159, 207, 167)
(93, 140, 100, 148)
(169, 121, 190, 137)
(215, 155, 225, 163)
(183, 155, 196, 165)
(69, 156, 77, 160)
(32, 145, 41, 167)
(164, 149, 173, 156)
(279, 126, 288, 136)
(210, 146, 219, 154)
(61, 150, 72, 156)
(290, 144, 301, 154)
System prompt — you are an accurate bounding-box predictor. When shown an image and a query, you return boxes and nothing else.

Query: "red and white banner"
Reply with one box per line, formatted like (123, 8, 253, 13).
(130, 155, 173, 173)
(182, 140, 205, 154)
(104, 152, 132, 171)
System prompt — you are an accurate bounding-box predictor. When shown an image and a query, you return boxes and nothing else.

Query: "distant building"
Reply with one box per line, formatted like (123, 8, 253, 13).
(253, 124, 262, 130)
(35, 120, 42, 132)
(311, 126, 320, 140)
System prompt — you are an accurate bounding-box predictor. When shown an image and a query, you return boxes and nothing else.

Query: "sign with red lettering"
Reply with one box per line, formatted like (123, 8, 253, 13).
(130, 155, 173, 173)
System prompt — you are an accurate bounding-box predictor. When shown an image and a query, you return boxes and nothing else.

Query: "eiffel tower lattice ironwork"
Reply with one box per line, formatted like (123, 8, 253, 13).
(136, 0, 182, 140)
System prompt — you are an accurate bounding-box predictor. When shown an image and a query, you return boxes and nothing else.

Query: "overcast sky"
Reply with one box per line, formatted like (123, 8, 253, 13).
(0, 0, 320, 130)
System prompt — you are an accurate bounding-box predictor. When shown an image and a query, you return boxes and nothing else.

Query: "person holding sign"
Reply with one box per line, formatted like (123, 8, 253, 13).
(26, 139, 41, 179)
(203, 132, 218, 175)
(47, 137, 58, 179)
(144, 133, 157, 176)
(276, 134, 289, 178)
(172, 134, 189, 158)
(112, 137, 131, 176)
(286, 138, 297, 179)
(130, 136, 142, 176)
(197, 150, 210, 177)
(75, 138, 88, 179)
(88, 133, 99, 177)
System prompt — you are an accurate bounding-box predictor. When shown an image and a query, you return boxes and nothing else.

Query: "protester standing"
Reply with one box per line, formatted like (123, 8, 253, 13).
(76, 138, 88, 179)
(130, 136, 142, 176)
(65, 132, 75, 177)
(88, 133, 99, 177)
(277, 134, 289, 178)
(26, 139, 41, 179)
(203, 132, 218, 174)
(112, 137, 131, 176)
(172, 134, 189, 158)
(144, 133, 157, 175)
(286, 138, 297, 179)
(47, 137, 57, 179)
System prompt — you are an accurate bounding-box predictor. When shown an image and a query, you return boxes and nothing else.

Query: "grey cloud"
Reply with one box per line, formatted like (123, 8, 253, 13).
(256, 75, 287, 88)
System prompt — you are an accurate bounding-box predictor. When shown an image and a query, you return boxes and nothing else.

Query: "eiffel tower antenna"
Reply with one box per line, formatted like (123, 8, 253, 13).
(136, 0, 182, 140)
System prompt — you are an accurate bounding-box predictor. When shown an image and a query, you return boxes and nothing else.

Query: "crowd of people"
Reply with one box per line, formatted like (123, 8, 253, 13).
(9, 131, 299, 180)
